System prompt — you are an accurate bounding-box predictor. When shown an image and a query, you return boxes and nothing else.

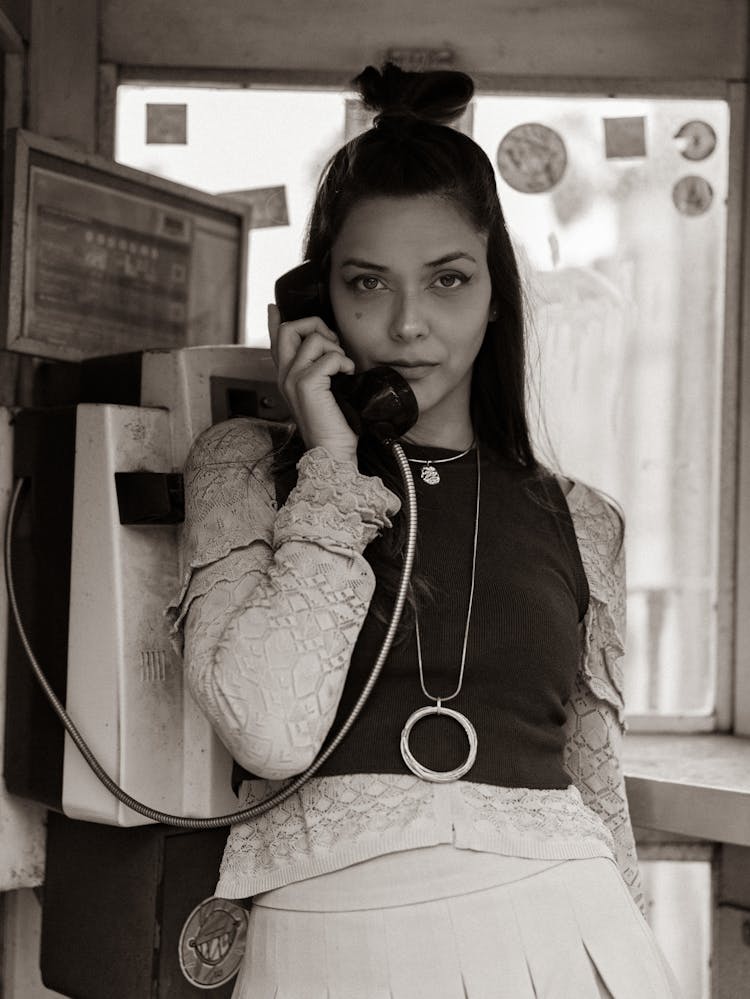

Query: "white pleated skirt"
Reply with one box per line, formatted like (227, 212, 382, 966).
(231, 848, 682, 999)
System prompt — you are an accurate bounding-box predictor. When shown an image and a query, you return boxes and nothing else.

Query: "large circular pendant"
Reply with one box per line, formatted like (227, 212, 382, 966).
(400, 703, 478, 783)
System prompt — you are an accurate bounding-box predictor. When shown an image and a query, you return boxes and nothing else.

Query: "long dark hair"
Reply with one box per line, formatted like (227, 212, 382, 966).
(275, 62, 541, 633)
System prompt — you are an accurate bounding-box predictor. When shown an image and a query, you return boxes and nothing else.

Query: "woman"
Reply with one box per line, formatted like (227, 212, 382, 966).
(170, 63, 681, 998)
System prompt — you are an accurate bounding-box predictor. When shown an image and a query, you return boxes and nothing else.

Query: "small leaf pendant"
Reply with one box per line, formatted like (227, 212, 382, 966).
(420, 465, 440, 485)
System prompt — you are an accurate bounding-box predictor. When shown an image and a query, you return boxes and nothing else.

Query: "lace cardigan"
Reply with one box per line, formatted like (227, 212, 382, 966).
(169, 419, 643, 912)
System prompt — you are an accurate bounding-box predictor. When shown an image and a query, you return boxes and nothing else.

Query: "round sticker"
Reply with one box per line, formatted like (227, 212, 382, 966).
(672, 176, 713, 217)
(497, 123, 567, 193)
(674, 120, 717, 162)
(178, 896, 248, 989)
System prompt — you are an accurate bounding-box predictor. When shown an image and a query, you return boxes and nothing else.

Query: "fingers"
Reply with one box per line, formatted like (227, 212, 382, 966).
(289, 350, 358, 461)
(269, 310, 340, 377)
(268, 300, 334, 340)
(281, 330, 353, 400)
(267, 303, 281, 352)
(267, 302, 358, 459)
(286, 327, 345, 370)
(294, 350, 355, 393)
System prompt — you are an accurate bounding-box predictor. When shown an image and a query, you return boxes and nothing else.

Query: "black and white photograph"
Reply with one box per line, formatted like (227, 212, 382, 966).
(0, 3, 746, 998)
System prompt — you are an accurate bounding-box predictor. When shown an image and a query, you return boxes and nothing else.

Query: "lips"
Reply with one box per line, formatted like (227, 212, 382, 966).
(386, 362, 438, 379)
(382, 360, 438, 368)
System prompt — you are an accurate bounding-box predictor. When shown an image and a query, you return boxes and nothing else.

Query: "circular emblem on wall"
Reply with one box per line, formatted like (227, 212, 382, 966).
(497, 123, 568, 193)
(674, 120, 717, 162)
(178, 896, 249, 989)
(672, 176, 713, 217)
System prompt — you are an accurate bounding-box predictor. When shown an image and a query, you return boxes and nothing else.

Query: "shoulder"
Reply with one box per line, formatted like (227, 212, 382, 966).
(555, 474, 624, 551)
(554, 475, 625, 615)
(559, 480, 628, 708)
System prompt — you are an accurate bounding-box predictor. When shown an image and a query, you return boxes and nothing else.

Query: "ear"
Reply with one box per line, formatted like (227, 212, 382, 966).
(488, 302, 499, 322)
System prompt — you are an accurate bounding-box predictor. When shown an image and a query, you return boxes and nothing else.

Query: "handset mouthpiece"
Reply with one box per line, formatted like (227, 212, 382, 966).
(331, 366, 419, 443)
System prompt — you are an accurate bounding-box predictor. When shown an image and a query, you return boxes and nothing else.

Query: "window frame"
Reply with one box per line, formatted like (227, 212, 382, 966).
(730, 78, 750, 738)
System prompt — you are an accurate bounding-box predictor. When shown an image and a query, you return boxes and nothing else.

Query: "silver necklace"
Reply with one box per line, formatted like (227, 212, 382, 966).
(406, 439, 475, 485)
(400, 445, 480, 783)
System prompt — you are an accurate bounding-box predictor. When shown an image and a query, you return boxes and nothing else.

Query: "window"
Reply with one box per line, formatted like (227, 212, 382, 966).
(115, 84, 732, 729)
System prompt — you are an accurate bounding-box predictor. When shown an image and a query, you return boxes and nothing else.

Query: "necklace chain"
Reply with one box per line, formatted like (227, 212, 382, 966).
(406, 439, 476, 486)
(405, 439, 475, 467)
(414, 445, 481, 704)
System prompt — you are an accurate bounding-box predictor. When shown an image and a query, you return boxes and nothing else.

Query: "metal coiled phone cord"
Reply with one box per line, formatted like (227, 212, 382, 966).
(5, 441, 417, 829)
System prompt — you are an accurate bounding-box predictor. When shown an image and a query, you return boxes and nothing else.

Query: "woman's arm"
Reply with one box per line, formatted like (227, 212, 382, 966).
(562, 487, 646, 915)
(172, 420, 399, 780)
(562, 669, 645, 914)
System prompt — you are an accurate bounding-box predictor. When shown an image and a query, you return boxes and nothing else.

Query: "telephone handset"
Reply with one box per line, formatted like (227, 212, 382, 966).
(274, 261, 418, 442)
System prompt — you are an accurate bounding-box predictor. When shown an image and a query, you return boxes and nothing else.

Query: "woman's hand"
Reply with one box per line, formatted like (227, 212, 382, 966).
(268, 303, 359, 464)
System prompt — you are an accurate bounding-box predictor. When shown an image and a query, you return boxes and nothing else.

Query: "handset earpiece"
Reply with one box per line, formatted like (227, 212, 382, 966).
(274, 261, 336, 333)
(274, 261, 419, 442)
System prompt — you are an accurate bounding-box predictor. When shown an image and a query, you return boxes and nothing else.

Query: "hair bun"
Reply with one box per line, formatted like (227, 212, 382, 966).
(353, 62, 473, 128)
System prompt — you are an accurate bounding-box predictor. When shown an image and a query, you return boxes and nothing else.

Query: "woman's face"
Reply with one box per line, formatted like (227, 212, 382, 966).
(328, 195, 493, 439)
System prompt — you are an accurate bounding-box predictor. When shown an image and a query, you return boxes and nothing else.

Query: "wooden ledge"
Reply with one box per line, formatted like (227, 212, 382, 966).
(624, 734, 750, 846)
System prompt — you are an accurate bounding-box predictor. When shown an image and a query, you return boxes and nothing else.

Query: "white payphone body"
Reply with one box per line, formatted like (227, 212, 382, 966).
(61, 346, 286, 825)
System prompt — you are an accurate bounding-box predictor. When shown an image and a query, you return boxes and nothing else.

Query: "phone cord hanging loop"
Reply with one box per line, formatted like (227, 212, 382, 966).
(6, 442, 417, 829)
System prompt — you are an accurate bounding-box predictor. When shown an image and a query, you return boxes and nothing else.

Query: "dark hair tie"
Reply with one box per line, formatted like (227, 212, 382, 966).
(373, 108, 422, 128)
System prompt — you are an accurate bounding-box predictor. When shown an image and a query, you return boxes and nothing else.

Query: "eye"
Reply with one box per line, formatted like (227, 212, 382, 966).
(348, 274, 385, 292)
(432, 272, 468, 290)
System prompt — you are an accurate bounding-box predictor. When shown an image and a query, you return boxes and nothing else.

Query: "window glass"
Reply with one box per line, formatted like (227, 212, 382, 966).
(641, 859, 712, 999)
(116, 87, 729, 719)
(474, 96, 728, 718)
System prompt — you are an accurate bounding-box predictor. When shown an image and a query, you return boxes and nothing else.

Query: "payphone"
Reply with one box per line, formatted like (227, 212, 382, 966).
(4, 346, 290, 997)
(5, 345, 290, 826)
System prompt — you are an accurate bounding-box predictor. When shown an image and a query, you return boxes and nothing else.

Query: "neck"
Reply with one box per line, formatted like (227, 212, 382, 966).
(401, 374, 475, 450)
(402, 429, 474, 451)
(402, 414, 474, 452)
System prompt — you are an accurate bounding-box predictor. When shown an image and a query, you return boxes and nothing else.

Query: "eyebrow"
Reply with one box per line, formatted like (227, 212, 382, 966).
(340, 251, 478, 271)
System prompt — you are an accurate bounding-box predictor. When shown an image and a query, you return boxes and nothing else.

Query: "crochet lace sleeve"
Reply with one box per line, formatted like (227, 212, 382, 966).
(563, 485, 645, 915)
(171, 420, 401, 780)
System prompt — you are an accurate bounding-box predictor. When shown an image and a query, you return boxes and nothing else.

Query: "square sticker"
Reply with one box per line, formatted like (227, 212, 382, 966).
(146, 104, 188, 145)
(603, 116, 646, 159)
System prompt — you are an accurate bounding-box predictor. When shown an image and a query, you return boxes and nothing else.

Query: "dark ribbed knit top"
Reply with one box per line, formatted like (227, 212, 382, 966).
(312, 442, 590, 789)
(231, 441, 590, 792)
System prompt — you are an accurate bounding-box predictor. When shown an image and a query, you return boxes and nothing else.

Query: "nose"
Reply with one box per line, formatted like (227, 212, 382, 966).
(389, 289, 429, 342)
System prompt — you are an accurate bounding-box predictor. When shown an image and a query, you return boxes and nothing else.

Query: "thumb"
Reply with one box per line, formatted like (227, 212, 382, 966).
(267, 302, 281, 332)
